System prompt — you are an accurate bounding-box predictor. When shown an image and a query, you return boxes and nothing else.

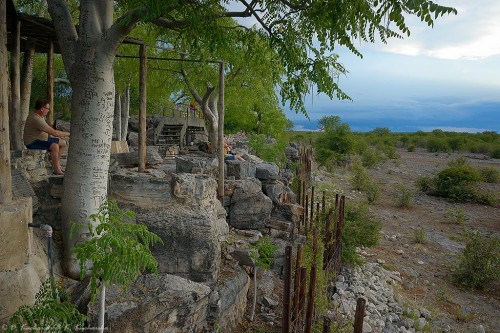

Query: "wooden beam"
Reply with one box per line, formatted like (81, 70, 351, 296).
(217, 62, 225, 199)
(138, 44, 147, 172)
(46, 38, 54, 126)
(0, 0, 13, 203)
(9, 18, 22, 150)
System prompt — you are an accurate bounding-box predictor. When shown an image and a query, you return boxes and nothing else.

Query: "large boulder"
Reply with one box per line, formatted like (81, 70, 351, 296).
(111, 173, 228, 283)
(88, 274, 212, 333)
(214, 266, 250, 332)
(226, 178, 273, 230)
(262, 180, 296, 205)
(225, 160, 256, 179)
(255, 162, 280, 181)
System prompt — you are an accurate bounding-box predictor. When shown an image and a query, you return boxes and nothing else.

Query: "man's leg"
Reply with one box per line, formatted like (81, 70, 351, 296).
(58, 139, 67, 161)
(49, 142, 63, 174)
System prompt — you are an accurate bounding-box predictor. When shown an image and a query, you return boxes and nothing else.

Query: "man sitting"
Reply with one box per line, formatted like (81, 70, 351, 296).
(224, 137, 244, 161)
(23, 99, 70, 175)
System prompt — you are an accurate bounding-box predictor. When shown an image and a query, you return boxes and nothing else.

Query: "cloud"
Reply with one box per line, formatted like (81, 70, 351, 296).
(378, 1, 500, 60)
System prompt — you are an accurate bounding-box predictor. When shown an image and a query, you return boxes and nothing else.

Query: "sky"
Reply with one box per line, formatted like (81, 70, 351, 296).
(284, 0, 500, 133)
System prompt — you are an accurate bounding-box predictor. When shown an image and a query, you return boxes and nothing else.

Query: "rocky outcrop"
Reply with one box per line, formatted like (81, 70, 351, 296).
(111, 173, 228, 283)
(224, 178, 273, 230)
(88, 274, 212, 333)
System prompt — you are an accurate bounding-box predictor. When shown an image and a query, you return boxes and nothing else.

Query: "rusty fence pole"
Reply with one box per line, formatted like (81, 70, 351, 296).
(282, 245, 293, 333)
(292, 244, 303, 326)
(297, 266, 307, 331)
(310, 186, 315, 224)
(323, 208, 333, 270)
(353, 297, 366, 333)
(322, 191, 326, 214)
(305, 194, 309, 235)
(304, 228, 319, 333)
(323, 317, 332, 333)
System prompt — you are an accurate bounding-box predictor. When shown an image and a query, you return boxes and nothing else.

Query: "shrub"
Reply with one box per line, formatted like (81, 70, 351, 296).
(480, 167, 500, 183)
(490, 147, 500, 159)
(414, 226, 427, 244)
(349, 159, 370, 191)
(393, 183, 414, 208)
(426, 138, 449, 153)
(407, 143, 416, 152)
(365, 181, 380, 204)
(342, 202, 382, 265)
(448, 209, 468, 225)
(453, 232, 500, 290)
(7, 279, 87, 332)
(435, 164, 482, 202)
(248, 134, 286, 166)
(415, 176, 434, 193)
(361, 147, 384, 168)
(249, 235, 278, 269)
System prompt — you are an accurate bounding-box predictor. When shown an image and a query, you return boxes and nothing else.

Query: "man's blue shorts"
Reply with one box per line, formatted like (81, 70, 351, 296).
(26, 138, 60, 150)
(225, 155, 236, 161)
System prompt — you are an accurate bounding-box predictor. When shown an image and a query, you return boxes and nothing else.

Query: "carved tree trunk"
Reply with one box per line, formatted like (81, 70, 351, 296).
(0, 0, 12, 204)
(9, 19, 22, 150)
(47, 0, 139, 278)
(20, 41, 35, 139)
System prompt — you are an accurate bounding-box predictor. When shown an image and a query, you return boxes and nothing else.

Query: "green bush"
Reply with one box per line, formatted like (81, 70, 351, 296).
(435, 164, 482, 202)
(249, 235, 278, 269)
(365, 181, 380, 204)
(453, 232, 500, 290)
(407, 143, 416, 152)
(7, 279, 87, 333)
(393, 184, 414, 208)
(361, 147, 384, 168)
(248, 134, 286, 166)
(480, 167, 500, 183)
(426, 138, 450, 153)
(415, 176, 434, 193)
(342, 202, 382, 265)
(349, 159, 370, 191)
(414, 226, 426, 244)
(490, 147, 500, 159)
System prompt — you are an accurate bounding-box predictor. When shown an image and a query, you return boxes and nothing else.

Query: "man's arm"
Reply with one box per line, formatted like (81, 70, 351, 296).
(41, 122, 70, 138)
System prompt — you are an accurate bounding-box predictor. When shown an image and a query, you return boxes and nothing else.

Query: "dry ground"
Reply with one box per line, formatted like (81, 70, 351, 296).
(328, 148, 500, 332)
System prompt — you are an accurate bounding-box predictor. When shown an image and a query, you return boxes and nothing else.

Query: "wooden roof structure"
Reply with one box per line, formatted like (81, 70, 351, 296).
(5, 0, 143, 54)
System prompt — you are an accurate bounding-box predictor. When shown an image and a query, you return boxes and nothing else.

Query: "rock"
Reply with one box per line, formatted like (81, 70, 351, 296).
(87, 274, 211, 333)
(227, 178, 273, 230)
(262, 296, 278, 308)
(225, 160, 256, 179)
(255, 162, 279, 180)
(230, 250, 256, 267)
(285, 146, 299, 161)
(216, 266, 250, 332)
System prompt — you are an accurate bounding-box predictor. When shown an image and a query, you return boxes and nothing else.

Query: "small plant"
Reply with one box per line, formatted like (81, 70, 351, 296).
(248, 235, 278, 321)
(448, 209, 468, 225)
(414, 226, 427, 244)
(365, 181, 380, 204)
(479, 166, 500, 183)
(393, 183, 413, 208)
(415, 176, 434, 193)
(342, 202, 382, 265)
(349, 159, 370, 191)
(7, 279, 87, 333)
(453, 232, 500, 290)
(435, 161, 482, 202)
(72, 200, 162, 332)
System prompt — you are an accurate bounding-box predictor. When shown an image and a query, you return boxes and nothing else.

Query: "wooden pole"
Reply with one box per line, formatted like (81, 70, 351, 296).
(323, 317, 331, 333)
(310, 186, 315, 224)
(46, 39, 54, 126)
(0, 0, 12, 203)
(9, 19, 21, 150)
(282, 245, 292, 333)
(322, 191, 326, 214)
(138, 44, 147, 172)
(305, 228, 319, 333)
(353, 298, 366, 333)
(305, 194, 309, 235)
(292, 244, 303, 324)
(217, 62, 225, 200)
(298, 266, 307, 331)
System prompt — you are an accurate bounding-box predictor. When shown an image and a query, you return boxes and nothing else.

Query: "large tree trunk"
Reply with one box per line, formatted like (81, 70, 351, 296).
(0, 0, 12, 204)
(47, 0, 140, 278)
(9, 19, 22, 150)
(20, 42, 35, 138)
(61, 59, 115, 277)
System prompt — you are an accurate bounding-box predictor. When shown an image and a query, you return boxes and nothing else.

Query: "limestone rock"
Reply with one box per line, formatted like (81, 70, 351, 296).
(228, 178, 273, 230)
(255, 162, 279, 180)
(88, 274, 211, 333)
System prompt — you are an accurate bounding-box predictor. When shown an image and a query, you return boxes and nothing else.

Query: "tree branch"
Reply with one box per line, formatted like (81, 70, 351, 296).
(46, 0, 77, 74)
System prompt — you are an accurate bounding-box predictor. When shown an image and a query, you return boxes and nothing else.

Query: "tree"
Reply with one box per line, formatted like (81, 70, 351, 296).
(42, 0, 456, 277)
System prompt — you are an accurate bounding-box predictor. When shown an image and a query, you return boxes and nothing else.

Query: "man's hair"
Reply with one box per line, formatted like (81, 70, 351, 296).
(35, 99, 49, 110)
